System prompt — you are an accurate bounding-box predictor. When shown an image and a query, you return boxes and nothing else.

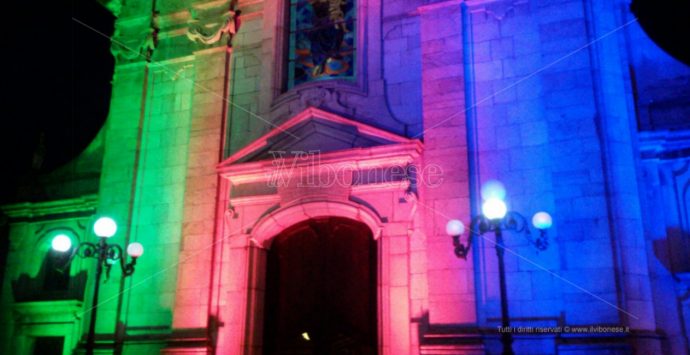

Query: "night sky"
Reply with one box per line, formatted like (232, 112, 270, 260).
(1, 1, 114, 203)
(632, 0, 690, 66)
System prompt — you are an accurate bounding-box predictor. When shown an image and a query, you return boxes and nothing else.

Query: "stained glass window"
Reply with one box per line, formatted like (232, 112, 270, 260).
(287, 0, 357, 89)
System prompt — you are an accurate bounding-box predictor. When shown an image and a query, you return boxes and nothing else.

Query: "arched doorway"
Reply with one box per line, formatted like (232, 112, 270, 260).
(262, 217, 378, 355)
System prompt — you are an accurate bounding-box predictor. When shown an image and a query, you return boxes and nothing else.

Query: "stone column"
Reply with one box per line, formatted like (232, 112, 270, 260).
(418, 1, 477, 326)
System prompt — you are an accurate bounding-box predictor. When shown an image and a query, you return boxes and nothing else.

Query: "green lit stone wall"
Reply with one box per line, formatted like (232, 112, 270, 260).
(94, 60, 195, 352)
(0, 197, 98, 355)
(94, 0, 232, 353)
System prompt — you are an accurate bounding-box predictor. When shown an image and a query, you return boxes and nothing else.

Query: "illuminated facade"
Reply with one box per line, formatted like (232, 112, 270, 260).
(1, 0, 689, 354)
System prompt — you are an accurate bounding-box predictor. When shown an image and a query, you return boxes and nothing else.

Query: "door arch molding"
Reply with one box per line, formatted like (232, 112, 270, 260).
(233, 196, 412, 355)
(250, 199, 384, 249)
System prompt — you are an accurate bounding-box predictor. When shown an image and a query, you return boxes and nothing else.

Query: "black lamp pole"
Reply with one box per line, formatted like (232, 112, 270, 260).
(60, 233, 140, 355)
(451, 211, 549, 355)
(86, 238, 105, 355)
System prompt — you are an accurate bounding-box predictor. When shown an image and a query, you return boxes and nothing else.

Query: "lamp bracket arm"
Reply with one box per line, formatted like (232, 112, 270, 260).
(105, 244, 124, 262)
(504, 211, 529, 233)
(76, 242, 99, 259)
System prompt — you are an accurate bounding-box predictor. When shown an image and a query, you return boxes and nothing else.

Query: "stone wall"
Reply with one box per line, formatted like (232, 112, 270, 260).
(0, 0, 687, 353)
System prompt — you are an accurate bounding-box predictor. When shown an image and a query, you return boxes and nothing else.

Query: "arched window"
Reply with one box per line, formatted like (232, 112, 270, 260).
(286, 0, 357, 89)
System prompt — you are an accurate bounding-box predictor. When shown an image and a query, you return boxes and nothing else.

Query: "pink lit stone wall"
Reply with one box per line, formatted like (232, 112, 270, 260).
(170, 50, 227, 332)
(469, 0, 567, 334)
(419, 2, 476, 326)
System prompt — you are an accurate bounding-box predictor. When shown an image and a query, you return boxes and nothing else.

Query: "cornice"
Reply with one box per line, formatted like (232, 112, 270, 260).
(1, 195, 99, 220)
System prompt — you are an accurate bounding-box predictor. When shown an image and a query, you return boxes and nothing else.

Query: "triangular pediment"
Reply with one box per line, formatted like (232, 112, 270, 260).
(219, 108, 414, 166)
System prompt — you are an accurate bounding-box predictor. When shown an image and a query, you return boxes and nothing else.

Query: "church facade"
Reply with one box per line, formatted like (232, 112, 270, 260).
(1, 0, 689, 354)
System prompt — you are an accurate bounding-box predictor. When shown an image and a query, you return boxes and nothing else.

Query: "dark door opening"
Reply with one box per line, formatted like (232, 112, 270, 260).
(32, 336, 64, 355)
(263, 217, 377, 355)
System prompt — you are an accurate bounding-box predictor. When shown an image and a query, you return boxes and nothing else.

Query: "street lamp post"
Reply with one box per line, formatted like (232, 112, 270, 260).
(52, 217, 144, 355)
(446, 181, 552, 355)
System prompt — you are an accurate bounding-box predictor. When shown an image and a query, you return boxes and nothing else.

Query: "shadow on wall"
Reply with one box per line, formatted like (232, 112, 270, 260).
(163, 315, 220, 351)
(653, 227, 690, 274)
(11, 254, 87, 302)
(0, 215, 8, 293)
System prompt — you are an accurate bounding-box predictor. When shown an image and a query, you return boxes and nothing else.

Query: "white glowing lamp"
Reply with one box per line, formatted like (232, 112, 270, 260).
(532, 212, 553, 230)
(51, 234, 72, 252)
(446, 219, 465, 236)
(93, 217, 117, 238)
(482, 198, 507, 220)
(127, 242, 144, 258)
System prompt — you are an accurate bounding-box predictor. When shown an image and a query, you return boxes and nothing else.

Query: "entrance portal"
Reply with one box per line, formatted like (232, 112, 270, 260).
(263, 217, 377, 354)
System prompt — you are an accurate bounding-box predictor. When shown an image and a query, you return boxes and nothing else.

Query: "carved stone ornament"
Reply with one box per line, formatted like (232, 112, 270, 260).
(223, 206, 238, 238)
(470, 0, 528, 21)
(110, 12, 160, 62)
(186, 2, 240, 46)
(288, 85, 355, 117)
(298, 87, 335, 108)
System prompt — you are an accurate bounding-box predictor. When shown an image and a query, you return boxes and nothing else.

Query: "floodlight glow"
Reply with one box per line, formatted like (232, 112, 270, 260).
(481, 180, 506, 201)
